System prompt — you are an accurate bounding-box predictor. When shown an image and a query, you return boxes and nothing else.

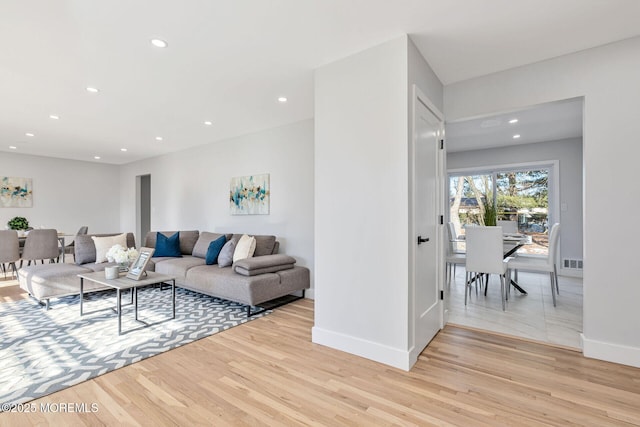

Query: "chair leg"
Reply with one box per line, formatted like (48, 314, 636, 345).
(550, 272, 557, 307)
(553, 264, 559, 294)
(500, 275, 506, 311)
(464, 271, 470, 306)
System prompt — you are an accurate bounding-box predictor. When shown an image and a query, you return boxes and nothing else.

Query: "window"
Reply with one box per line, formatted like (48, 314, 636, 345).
(449, 166, 552, 255)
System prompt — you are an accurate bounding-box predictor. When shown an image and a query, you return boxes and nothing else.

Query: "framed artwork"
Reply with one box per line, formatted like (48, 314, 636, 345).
(1, 176, 33, 208)
(229, 173, 270, 215)
(126, 247, 154, 280)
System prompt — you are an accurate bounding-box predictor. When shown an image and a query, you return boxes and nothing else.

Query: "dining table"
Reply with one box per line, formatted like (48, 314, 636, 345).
(502, 233, 529, 294)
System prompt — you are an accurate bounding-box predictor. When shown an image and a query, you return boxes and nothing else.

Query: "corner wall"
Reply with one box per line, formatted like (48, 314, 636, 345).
(444, 36, 640, 367)
(118, 120, 315, 294)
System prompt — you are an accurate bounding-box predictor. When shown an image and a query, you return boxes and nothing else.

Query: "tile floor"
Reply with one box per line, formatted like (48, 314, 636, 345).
(445, 266, 583, 349)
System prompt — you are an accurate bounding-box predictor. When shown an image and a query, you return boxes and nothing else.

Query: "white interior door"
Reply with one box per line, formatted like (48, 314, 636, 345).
(413, 91, 443, 356)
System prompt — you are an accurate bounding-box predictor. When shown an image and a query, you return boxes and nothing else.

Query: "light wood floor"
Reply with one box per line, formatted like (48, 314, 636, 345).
(1, 279, 639, 426)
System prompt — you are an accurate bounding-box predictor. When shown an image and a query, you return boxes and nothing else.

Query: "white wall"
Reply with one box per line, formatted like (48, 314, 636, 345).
(1, 152, 120, 236)
(444, 36, 640, 367)
(313, 35, 443, 370)
(119, 120, 315, 293)
(447, 138, 583, 274)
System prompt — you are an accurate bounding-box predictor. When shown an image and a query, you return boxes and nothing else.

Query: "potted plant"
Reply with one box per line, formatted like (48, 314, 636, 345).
(7, 216, 29, 231)
(483, 203, 497, 226)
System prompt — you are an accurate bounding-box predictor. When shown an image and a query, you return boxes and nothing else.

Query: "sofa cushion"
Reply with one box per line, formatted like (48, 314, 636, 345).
(233, 234, 256, 263)
(154, 232, 182, 257)
(18, 263, 104, 302)
(218, 238, 238, 268)
(145, 230, 200, 255)
(253, 235, 277, 256)
(205, 236, 227, 265)
(233, 254, 296, 276)
(92, 233, 127, 263)
(76, 233, 136, 265)
(192, 232, 228, 258)
(153, 256, 205, 284)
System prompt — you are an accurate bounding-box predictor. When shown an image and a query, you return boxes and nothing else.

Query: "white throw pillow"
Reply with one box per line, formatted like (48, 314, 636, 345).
(233, 234, 256, 263)
(92, 233, 127, 263)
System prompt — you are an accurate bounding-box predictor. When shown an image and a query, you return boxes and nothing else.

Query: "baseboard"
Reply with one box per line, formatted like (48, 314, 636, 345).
(311, 326, 411, 371)
(581, 334, 640, 368)
(304, 288, 315, 300)
(559, 268, 583, 278)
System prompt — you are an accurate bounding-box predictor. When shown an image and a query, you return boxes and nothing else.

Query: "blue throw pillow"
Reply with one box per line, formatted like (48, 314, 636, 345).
(205, 235, 227, 265)
(154, 232, 182, 257)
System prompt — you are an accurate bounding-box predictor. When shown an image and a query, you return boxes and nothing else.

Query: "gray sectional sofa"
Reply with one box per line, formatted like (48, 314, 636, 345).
(18, 230, 310, 315)
(144, 231, 309, 315)
(18, 233, 136, 309)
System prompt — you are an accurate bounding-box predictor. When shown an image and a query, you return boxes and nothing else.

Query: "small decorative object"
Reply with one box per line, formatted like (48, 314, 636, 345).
(229, 173, 270, 215)
(127, 247, 155, 280)
(1, 177, 33, 208)
(106, 244, 139, 272)
(7, 216, 29, 230)
(104, 266, 119, 280)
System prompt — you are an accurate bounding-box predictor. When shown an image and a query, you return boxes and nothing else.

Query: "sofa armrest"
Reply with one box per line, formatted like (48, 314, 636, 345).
(233, 254, 296, 276)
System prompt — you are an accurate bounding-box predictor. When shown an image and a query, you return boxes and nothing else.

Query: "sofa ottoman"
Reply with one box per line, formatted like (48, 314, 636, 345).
(18, 263, 109, 309)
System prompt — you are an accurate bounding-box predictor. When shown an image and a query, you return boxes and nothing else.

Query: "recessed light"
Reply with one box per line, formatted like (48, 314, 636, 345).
(9, 146, 17, 150)
(277, 97, 287, 103)
(120, 148, 128, 152)
(86, 87, 99, 93)
(25, 132, 34, 137)
(204, 121, 213, 126)
(49, 114, 59, 120)
(513, 134, 521, 139)
(509, 119, 518, 124)
(155, 136, 163, 141)
(94, 156, 101, 160)
(151, 38, 168, 48)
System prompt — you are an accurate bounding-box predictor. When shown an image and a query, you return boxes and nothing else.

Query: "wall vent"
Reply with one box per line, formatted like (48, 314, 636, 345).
(563, 258, 583, 269)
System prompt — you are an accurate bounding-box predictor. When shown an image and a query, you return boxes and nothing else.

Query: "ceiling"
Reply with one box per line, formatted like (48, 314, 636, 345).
(2, 1, 639, 164)
(445, 98, 584, 153)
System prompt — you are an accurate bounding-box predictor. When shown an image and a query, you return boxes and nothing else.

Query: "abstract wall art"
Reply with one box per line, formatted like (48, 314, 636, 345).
(229, 174, 270, 215)
(1, 176, 33, 208)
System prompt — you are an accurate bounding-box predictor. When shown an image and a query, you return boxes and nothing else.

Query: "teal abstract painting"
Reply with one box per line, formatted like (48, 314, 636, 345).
(229, 174, 270, 215)
(1, 176, 33, 208)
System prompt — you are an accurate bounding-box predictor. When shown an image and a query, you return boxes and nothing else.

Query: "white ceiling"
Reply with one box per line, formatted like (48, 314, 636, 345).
(1, 0, 639, 164)
(445, 98, 584, 153)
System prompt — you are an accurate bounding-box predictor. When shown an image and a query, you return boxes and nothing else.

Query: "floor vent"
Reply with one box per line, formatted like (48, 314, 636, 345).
(563, 258, 583, 269)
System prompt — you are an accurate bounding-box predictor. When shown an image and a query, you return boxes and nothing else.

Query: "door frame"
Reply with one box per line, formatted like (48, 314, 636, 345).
(408, 85, 446, 367)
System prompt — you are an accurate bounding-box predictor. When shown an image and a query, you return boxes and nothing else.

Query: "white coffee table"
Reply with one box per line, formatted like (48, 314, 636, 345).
(78, 270, 176, 335)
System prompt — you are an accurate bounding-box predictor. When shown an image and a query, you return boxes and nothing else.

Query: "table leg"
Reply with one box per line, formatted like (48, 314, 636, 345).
(510, 279, 528, 295)
(117, 288, 122, 335)
(135, 286, 138, 321)
(80, 277, 84, 315)
(172, 280, 176, 319)
(61, 237, 65, 263)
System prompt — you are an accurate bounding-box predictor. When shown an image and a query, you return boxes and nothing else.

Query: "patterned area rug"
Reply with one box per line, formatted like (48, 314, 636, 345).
(0, 287, 269, 406)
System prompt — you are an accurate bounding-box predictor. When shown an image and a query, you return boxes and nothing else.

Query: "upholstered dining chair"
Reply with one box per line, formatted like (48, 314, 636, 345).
(62, 225, 88, 260)
(464, 226, 511, 310)
(0, 230, 20, 279)
(20, 229, 60, 267)
(445, 222, 465, 286)
(508, 223, 561, 306)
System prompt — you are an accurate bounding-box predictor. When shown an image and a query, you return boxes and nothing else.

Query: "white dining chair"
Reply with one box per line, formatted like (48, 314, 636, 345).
(508, 223, 560, 306)
(464, 226, 510, 310)
(446, 222, 465, 285)
(497, 220, 518, 234)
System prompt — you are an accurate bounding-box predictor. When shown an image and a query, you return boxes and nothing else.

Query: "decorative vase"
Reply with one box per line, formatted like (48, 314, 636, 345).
(105, 266, 119, 280)
(118, 262, 129, 272)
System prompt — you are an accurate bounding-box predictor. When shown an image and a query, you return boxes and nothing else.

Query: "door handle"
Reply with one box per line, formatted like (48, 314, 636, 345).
(417, 236, 430, 245)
